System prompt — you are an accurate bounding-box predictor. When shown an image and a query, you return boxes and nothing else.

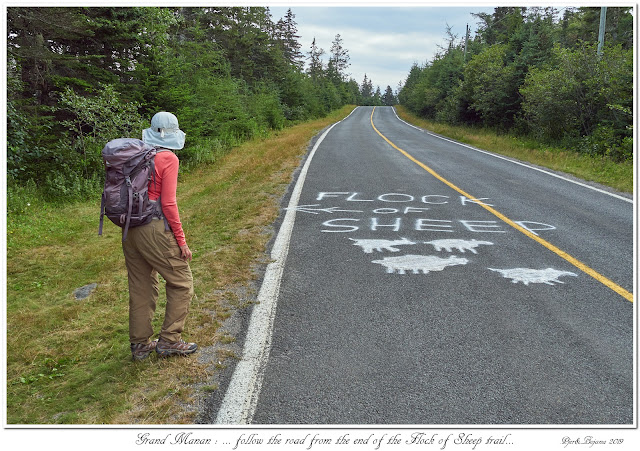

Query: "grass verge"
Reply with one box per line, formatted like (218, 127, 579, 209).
(5, 105, 355, 424)
(394, 105, 633, 194)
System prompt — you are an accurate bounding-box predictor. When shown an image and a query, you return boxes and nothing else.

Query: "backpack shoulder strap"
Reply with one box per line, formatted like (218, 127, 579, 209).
(98, 191, 106, 236)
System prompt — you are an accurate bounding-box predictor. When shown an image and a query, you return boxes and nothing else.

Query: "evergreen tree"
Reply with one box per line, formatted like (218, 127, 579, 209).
(382, 85, 396, 106)
(307, 37, 325, 84)
(276, 9, 304, 70)
(473, 7, 526, 46)
(328, 34, 350, 83)
(360, 74, 374, 104)
(194, 7, 283, 85)
(373, 86, 383, 106)
(345, 78, 362, 105)
(559, 7, 633, 49)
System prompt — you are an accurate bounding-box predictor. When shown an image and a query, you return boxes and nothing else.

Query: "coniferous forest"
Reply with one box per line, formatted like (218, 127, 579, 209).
(398, 7, 633, 163)
(7, 7, 634, 209)
(7, 7, 369, 206)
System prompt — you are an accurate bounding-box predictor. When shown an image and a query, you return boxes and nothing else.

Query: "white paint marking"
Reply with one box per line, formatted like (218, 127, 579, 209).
(514, 221, 556, 236)
(415, 218, 454, 232)
(488, 267, 578, 286)
(372, 254, 468, 274)
(378, 193, 415, 202)
(215, 110, 354, 424)
(371, 217, 402, 231)
(392, 108, 633, 204)
(346, 192, 375, 202)
(422, 195, 449, 204)
(321, 218, 361, 232)
(425, 239, 494, 254)
(286, 204, 363, 215)
(373, 207, 400, 214)
(316, 192, 350, 201)
(459, 220, 506, 233)
(460, 196, 494, 207)
(350, 237, 416, 253)
(404, 206, 431, 214)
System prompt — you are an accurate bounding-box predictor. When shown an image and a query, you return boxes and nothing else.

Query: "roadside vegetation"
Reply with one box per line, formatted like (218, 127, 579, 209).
(398, 7, 634, 182)
(7, 7, 371, 208)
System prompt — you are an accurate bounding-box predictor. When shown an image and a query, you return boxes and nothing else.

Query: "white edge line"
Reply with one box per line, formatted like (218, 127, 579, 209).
(214, 108, 356, 425)
(392, 108, 633, 204)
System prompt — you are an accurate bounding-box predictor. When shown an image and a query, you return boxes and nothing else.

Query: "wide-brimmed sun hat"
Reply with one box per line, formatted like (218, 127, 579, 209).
(142, 112, 186, 150)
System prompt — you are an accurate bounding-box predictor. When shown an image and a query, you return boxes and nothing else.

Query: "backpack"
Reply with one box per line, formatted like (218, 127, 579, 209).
(98, 138, 165, 241)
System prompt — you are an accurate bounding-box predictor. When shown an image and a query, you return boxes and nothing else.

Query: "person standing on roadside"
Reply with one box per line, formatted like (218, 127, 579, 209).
(126, 112, 198, 361)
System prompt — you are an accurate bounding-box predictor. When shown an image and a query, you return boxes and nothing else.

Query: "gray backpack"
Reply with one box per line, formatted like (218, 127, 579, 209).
(98, 138, 165, 241)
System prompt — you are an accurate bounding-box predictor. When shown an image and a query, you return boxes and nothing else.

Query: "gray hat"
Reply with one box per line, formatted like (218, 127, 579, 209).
(142, 112, 186, 150)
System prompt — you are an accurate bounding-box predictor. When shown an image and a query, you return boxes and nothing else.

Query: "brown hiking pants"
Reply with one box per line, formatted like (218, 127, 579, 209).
(123, 218, 194, 344)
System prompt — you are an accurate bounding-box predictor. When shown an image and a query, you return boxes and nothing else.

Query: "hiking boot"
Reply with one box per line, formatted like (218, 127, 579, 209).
(156, 338, 198, 358)
(131, 339, 158, 361)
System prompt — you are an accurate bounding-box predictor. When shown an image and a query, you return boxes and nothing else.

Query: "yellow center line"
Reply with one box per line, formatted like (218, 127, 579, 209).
(370, 107, 633, 303)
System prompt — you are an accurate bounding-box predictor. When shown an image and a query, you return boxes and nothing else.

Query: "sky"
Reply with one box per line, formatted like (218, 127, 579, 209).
(269, 3, 497, 92)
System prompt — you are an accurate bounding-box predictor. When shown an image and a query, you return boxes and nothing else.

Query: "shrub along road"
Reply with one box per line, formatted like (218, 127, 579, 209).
(212, 106, 633, 425)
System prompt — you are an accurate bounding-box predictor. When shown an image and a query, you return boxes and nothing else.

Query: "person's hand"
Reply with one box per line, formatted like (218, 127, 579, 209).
(180, 244, 192, 261)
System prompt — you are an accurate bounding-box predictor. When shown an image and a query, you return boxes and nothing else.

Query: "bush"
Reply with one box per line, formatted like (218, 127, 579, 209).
(57, 84, 147, 180)
(463, 44, 519, 129)
(578, 124, 633, 162)
(177, 138, 228, 171)
(247, 85, 285, 132)
(520, 44, 632, 147)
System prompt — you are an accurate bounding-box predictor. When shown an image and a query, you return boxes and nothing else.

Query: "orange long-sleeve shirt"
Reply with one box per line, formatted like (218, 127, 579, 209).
(148, 150, 187, 247)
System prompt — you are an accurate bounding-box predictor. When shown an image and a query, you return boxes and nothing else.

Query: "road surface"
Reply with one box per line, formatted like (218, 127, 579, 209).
(214, 106, 634, 425)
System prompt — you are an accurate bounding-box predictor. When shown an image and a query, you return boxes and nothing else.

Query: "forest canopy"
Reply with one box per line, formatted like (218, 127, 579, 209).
(7, 6, 392, 204)
(398, 6, 633, 162)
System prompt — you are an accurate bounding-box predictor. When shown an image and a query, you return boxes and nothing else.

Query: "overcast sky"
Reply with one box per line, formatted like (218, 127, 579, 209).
(270, 3, 497, 92)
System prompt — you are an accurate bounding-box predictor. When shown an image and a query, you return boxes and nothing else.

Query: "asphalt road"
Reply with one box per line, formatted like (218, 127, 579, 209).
(217, 106, 634, 425)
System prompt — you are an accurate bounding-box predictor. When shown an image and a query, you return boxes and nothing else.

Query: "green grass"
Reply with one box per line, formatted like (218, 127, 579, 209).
(6, 105, 356, 424)
(395, 106, 634, 194)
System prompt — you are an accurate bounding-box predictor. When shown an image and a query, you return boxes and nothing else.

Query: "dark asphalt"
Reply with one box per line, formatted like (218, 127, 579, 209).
(249, 106, 634, 424)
